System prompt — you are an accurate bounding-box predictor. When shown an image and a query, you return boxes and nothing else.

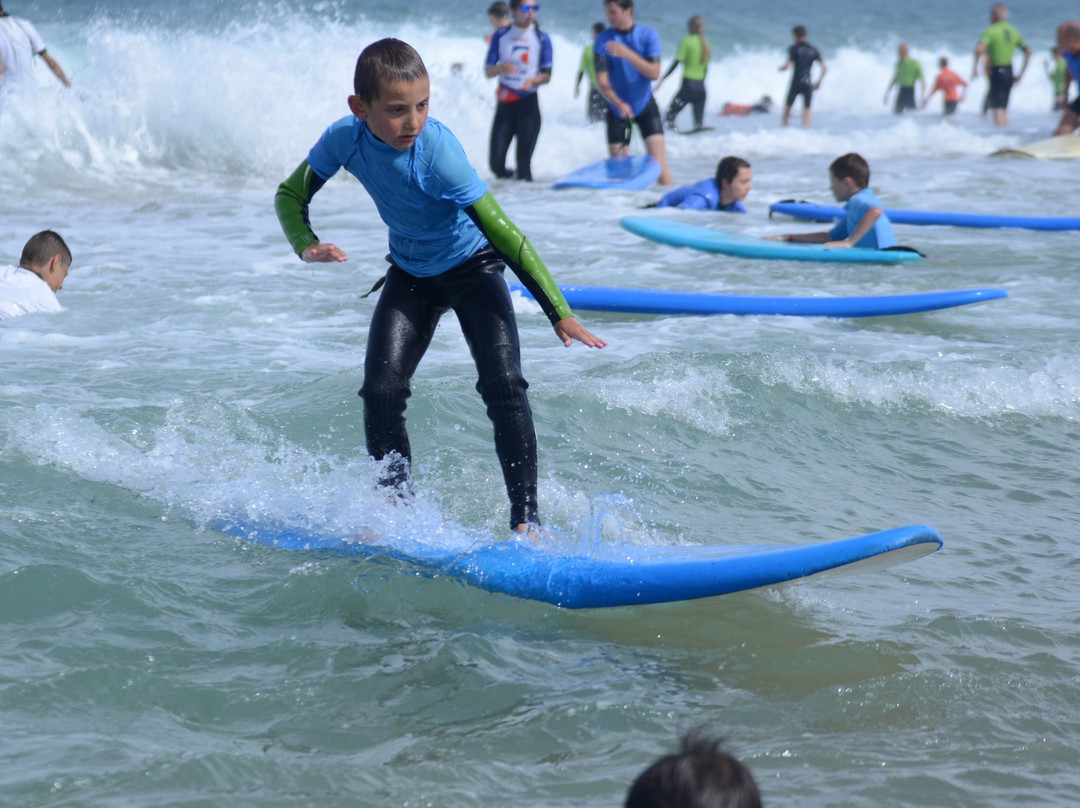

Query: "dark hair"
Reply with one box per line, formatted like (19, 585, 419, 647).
(625, 732, 762, 808)
(829, 152, 871, 189)
(792, 25, 806, 38)
(353, 39, 428, 104)
(592, 22, 605, 36)
(606, 0, 634, 10)
(716, 156, 750, 188)
(487, 2, 508, 16)
(20, 230, 72, 270)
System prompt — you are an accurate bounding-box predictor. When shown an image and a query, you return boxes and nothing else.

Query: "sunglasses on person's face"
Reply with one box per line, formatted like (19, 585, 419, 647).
(519, 4, 539, 12)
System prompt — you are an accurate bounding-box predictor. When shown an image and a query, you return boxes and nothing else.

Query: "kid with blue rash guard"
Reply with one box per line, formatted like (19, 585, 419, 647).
(274, 39, 606, 535)
(654, 156, 752, 212)
(768, 153, 898, 250)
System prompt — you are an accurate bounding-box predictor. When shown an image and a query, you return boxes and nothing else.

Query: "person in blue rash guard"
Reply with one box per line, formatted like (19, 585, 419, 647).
(274, 38, 606, 536)
(593, 0, 674, 184)
(767, 153, 898, 250)
(654, 156, 752, 212)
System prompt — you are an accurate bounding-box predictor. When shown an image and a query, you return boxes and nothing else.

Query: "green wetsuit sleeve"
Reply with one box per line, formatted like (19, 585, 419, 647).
(274, 160, 327, 257)
(467, 192, 574, 325)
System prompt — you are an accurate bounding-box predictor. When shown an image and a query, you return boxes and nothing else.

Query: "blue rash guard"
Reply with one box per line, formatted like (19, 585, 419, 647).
(828, 188, 898, 249)
(655, 178, 747, 212)
(594, 23, 662, 116)
(1063, 49, 1080, 107)
(306, 116, 488, 276)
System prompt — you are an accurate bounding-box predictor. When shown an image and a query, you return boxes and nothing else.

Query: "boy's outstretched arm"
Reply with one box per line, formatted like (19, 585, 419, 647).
(467, 193, 606, 348)
(275, 160, 348, 263)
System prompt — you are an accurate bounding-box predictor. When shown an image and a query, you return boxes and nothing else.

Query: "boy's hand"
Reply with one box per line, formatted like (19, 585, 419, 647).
(822, 240, 852, 248)
(554, 317, 607, 349)
(301, 243, 348, 263)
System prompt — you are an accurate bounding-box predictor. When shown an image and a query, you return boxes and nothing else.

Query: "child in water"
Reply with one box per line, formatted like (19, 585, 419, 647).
(652, 156, 752, 212)
(768, 153, 897, 249)
(274, 38, 605, 534)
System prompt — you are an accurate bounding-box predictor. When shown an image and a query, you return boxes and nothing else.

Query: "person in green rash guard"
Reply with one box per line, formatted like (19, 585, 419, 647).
(1046, 46, 1067, 111)
(657, 15, 711, 131)
(883, 43, 924, 114)
(275, 38, 605, 536)
(972, 3, 1031, 127)
(574, 22, 607, 123)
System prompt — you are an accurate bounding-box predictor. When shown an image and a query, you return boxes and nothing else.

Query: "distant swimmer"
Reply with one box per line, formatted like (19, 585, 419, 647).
(0, 1, 70, 89)
(484, 0, 552, 181)
(574, 22, 607, 123)
(656, 15, 711, 133)
(973, 3, 1031, 127)
(884, 43, 925, 114)
(923, 56, 967, 115)
(778, 25, 826, 127)
(1052, 21, 1080, 136)
(0, 230, 72, 320)
(766, 153, 898, 251)
(652, 156, 752, 212)
(719, 96, 772, 116)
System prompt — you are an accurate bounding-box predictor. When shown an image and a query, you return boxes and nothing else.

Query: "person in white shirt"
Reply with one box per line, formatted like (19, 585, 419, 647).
(0, 2, 70, 88)
(0, 230, 72, 320)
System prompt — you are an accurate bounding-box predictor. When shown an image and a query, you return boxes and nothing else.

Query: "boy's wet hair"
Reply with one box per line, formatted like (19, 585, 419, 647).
(20, 230, 72, 270)
(793, 25, 807, 38)
(353, 39, 428, 105)
(625, 731, 762, 808)
(716, 156, 750, 187)
(830, 152, 871, 189)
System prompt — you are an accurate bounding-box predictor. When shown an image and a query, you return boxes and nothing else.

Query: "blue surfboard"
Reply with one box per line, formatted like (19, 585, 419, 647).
(620, 216, 923, 264)
(553, 156, 661, 190)
(508, 282, 1006, 318)
(769, 200, 1080, 232)
(218, 521, 942, 609)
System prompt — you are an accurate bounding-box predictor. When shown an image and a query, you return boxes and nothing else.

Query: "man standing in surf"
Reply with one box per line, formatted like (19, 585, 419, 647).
(593, 0, 673, 185)
(778, 25, 826, 127)
(972, 3, 1031, 128)
(0, 2, 70, 89)
(275, 39, 605, 537)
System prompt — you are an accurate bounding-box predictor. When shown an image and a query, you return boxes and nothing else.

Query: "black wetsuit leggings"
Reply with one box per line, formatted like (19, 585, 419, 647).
(489, 92, 542, 181)
(360, 247, 539, 528)
(664, 78, 707, 130)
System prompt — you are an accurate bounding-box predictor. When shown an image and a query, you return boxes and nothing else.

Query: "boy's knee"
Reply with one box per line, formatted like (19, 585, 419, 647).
(475, 368, 529, 404)
(360, 363, 411, 405)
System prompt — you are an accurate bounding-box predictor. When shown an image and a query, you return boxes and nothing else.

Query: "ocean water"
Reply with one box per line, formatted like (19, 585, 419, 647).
(2, 0, 1080, 806)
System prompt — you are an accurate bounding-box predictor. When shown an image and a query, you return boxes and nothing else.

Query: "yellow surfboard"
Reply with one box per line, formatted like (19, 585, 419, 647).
(991, 135, 1080, 159)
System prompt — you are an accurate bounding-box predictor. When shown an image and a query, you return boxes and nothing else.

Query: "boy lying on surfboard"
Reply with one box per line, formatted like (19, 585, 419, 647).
(766, 153, 898, 250)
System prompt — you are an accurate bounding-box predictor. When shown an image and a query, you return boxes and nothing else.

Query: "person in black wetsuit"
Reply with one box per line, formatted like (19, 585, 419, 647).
(484, 0, 553, 181)
(275, 39, 606, 535)
(778, 24, 826, 127)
